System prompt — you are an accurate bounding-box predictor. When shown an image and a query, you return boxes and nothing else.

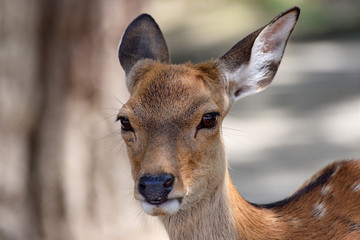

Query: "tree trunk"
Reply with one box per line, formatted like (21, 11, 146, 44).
(0, 0, 166, 239)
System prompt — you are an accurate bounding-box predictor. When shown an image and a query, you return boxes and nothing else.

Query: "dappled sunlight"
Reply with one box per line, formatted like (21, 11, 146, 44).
(321, 96, 360, 148)
(224, 41, 360, 203)
(280, 41, 360, 76)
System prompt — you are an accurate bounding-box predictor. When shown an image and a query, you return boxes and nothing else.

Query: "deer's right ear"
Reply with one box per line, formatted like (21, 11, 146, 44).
(217, 7, 300, 102)
(118, 14, 170, 77)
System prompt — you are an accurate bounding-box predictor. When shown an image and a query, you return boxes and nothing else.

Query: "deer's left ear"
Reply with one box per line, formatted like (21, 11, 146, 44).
(217, 7, 300, 101)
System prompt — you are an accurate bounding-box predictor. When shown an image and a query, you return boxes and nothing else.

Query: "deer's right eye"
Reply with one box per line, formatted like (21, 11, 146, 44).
(117, 116, 134, 132)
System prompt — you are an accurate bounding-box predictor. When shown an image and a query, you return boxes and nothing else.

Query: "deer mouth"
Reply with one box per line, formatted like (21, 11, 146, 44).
(141, 198, 182, 216)
(147, 199, 167, 205)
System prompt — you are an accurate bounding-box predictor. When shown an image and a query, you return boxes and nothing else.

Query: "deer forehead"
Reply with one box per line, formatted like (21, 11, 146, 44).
(123, 62, 228, 126)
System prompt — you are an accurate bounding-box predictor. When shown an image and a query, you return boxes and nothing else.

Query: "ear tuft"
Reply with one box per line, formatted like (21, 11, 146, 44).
(119, 14, 170, 76)
(218, 7, 300, 101)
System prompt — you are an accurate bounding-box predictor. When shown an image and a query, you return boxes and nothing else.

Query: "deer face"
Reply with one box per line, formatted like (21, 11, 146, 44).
(118, 8, 299, 216)
(118, 61, 230, 215)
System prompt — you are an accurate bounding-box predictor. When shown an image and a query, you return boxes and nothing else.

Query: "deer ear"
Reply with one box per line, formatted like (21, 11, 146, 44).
(119, 14, 170, 76)
(217, 7, 300, 101)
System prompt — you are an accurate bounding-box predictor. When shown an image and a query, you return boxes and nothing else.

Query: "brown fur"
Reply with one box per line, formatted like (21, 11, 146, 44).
(119, 60, 360, 239)
(118, 7, 360, 240)
(230, 160, 360, 239)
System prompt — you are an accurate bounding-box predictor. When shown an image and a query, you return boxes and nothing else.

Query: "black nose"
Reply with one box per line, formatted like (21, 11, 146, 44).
(138, 174, 175, 205)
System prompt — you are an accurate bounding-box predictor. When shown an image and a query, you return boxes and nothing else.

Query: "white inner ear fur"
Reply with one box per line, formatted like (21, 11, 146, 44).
(228, 12, 297, 101)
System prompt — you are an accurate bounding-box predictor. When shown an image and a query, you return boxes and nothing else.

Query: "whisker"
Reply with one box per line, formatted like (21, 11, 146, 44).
(222, 134, 245, 146)
(94, 113, 119, 125)
(100, 107, 120, 111)
(113, 96, 125, 106)
(222, 126, 246, 133)
(96, 131, 121, 142)
(115, 142, 126, 158)
(227, 112, 243, 120)
(94, 86, 127, 107)
(109, 139, 123, 154)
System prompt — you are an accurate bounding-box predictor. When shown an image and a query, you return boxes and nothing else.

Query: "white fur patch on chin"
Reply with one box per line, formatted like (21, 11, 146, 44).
(141, 199, 180, 216)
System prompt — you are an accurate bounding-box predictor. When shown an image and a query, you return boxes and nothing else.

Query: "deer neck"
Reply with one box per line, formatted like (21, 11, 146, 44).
(160, 171, 283, 240)
(227, 174, 286, 240)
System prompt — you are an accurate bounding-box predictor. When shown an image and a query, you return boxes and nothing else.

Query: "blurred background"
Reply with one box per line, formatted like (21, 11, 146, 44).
(1, 0, 359, 239)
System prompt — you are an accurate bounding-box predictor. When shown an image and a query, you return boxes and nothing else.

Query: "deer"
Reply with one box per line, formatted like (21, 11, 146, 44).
(117, 7, 360, 240)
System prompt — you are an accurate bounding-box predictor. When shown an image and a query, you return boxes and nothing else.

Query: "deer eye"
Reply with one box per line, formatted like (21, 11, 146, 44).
(197, 112, 220, 130)
(117, 116, 134, 132)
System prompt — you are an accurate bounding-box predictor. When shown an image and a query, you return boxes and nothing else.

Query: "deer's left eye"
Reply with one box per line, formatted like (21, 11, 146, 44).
(197, 112, 220, 130)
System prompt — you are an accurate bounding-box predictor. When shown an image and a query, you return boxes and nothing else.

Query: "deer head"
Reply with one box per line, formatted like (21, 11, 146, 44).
(117, 7, 300, 216)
